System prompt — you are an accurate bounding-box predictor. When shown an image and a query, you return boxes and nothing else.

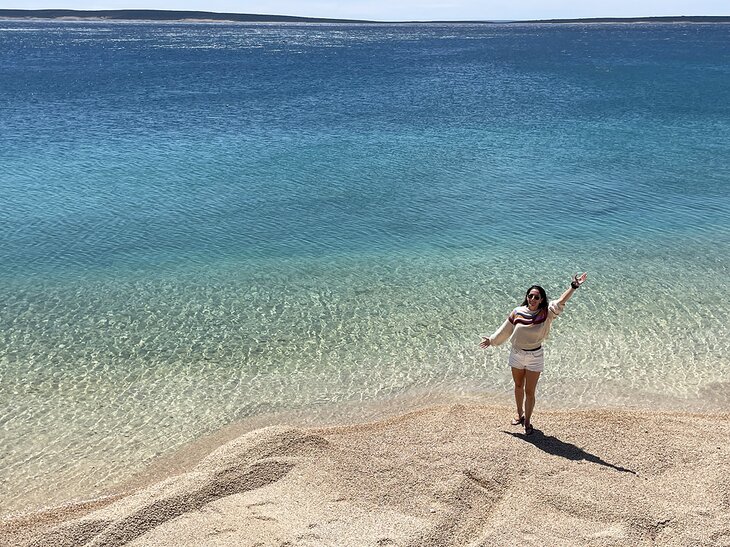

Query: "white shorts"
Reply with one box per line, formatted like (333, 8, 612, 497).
(509, 347, 545, 372)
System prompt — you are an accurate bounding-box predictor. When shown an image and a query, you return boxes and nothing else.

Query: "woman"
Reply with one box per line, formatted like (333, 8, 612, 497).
(479, 273, 587, 435)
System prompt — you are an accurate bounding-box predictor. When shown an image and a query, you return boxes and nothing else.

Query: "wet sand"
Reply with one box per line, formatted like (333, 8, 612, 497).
(2, 403, 729, 546)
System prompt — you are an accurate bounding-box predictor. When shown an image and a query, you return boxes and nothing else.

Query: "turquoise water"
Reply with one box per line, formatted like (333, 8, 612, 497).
(1, 21, 729, 514)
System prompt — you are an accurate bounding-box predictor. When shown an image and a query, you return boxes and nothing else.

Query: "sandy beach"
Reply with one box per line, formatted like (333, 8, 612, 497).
(3, 403, 729, 546)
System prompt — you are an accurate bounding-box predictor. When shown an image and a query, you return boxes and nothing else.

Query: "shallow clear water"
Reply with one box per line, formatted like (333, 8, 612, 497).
(1, 21, 729, 514)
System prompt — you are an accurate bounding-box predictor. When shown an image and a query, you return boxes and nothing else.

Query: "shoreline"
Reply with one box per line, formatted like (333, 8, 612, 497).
(3, 400, 729, 545)
(2, 381, 727, 519)
(2, 383, 728, 516)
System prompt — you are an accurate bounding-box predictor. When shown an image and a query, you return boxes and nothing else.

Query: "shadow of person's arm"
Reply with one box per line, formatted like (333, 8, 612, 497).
(503, 429, 636, 474)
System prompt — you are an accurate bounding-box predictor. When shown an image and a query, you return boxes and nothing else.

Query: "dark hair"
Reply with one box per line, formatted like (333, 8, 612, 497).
(521, 285, 548, 310)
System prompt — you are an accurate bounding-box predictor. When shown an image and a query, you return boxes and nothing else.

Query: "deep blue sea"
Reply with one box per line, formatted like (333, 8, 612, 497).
(1, 20, 729, 514)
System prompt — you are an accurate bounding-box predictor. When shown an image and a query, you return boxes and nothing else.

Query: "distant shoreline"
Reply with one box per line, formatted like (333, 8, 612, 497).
(1, 10, 729, 24)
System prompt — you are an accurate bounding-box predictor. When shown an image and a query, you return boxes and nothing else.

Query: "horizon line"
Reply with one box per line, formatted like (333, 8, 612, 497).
(1, 9, 730, 24)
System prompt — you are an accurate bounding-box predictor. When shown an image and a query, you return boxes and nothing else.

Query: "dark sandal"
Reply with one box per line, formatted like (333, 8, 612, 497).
(524, 423, 534, 435)
(511, 416, 525, 426)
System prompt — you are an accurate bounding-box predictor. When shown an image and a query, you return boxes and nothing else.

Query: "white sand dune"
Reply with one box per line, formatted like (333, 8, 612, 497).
(3, 404, 730, 546)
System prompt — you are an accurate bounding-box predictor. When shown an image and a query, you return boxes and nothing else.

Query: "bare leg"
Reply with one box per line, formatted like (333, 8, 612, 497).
(511, 367, 526, 421)
(523, 370, 541, 427)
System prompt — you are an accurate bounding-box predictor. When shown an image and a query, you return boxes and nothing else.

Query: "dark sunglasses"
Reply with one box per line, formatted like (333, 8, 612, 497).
(527, 294, 542, 300)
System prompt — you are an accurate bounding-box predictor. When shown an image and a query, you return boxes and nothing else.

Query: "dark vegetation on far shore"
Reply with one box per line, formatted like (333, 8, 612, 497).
(0, 9, 369, 23)
(0, 9, 729, 24)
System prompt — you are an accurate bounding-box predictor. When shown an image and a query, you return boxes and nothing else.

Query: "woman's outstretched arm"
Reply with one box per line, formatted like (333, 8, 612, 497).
(479, 316, 514, 348)
(555, 272, 587, 307)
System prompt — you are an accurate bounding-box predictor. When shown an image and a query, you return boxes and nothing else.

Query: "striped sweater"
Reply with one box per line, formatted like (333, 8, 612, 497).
(488, 301, 564, 350)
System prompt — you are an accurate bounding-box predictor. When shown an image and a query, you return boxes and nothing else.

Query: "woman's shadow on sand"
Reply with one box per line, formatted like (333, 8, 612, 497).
(503, 428, 636, 474)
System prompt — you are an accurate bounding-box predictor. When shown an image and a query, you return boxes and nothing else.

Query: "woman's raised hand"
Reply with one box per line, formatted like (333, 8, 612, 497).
(479, 336, 491, 349)
(573, 272, 587, 287)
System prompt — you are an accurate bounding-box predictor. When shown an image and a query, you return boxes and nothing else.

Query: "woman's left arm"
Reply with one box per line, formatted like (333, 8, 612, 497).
(555, 272, 587, 307)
